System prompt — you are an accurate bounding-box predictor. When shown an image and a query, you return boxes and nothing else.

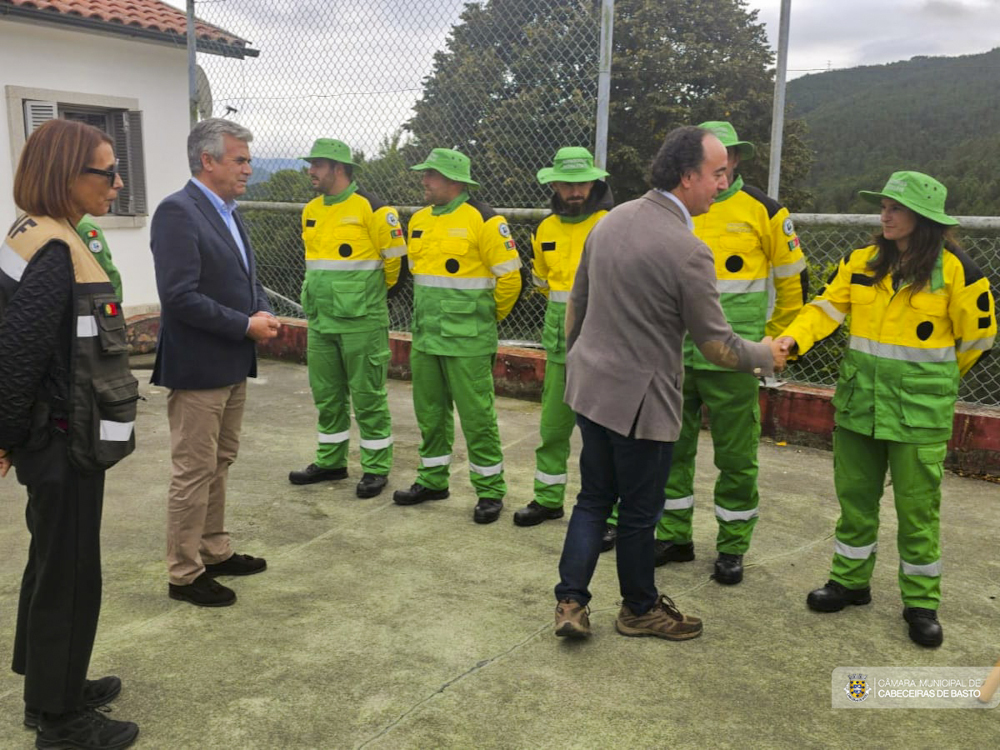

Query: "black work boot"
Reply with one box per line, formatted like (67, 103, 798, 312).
(513, 500, 564, 527)
(600, 524, 617, 552)
(903, 607, 944, 648)
(653, 540, 695, 567)
(36, 708, 138, 750)
(392, 483, 449, 506)
(806, 580, 872, 612)
(288, 463, 348, 485)
(356, 473, 388, 498)
(473, 498, 504, 524)
(713, 553, 744, 585)
(25, 677, 122, 729)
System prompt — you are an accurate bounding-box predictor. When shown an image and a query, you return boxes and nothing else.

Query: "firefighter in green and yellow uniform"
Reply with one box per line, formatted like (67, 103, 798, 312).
(607, 122, 807, 582)
(776, 171, 995, 648)
(512, 147, 612, 527)
(392, 149, 522, 524)
(288, 139, 406, 498)
(77, 215, 123, 300)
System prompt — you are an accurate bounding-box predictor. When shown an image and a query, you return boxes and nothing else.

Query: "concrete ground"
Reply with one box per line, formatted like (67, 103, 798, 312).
(0, 359, 997, 749)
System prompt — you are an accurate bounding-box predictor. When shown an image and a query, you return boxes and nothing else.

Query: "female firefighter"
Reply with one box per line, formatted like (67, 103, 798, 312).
(776, 171, 995, 649)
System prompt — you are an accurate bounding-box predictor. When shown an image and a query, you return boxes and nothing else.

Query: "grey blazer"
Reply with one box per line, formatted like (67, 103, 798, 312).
(564, 190, 773, 441)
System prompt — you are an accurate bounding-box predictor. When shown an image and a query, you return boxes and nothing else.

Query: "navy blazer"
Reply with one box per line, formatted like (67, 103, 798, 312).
(150, 180, 272, 390)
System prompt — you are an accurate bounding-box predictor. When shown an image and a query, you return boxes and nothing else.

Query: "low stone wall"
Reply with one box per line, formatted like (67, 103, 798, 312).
(127, 314, 1000, 477)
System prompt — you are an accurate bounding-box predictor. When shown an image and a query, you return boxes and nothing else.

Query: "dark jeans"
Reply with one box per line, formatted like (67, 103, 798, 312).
(555, 414, 674, 615)
(11, 431, 105, 714)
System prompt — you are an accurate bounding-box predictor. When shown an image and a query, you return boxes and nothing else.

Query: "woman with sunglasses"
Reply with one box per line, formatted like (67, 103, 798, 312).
(776, 171, 996, 648)
(0, 119, 140, 749)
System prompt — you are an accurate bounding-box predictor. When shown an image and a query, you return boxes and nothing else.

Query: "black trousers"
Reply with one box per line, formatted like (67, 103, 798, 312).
(11, 432, 104, 714)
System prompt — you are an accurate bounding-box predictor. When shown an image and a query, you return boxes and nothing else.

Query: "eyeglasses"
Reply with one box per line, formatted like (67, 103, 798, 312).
(83, 160, 120, 187)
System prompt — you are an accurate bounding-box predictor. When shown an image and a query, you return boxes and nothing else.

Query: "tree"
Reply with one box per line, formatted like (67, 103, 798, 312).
(404, 0, 812, 209)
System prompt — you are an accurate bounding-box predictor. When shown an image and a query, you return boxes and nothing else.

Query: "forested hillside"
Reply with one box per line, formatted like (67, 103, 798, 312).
(788, 48, 1000, 215)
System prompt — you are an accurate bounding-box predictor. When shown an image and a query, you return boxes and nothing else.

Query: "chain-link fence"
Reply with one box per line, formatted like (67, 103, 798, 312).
(190, 0, 998, 407)
(193, 0, 603, 208)
(241, 205, 1000, 407)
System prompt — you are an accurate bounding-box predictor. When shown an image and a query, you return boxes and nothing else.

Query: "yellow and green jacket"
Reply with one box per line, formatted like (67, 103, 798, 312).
(408, 192, 522, 357)
(531, 182, 613, 364)
(301, 182, 406, 333)
(782, 243, 996, 443)
(685, 177, 807, 370)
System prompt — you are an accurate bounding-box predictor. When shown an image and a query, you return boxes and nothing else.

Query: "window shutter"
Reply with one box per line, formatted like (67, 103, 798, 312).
(110, 112, 133, 215)
(126, 111, 147, 215)
(23, 100, 58, 135)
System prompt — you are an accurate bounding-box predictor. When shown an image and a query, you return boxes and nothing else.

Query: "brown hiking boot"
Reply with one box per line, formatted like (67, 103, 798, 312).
(615, 594, 703, 640)
(554, 599, 591, 638)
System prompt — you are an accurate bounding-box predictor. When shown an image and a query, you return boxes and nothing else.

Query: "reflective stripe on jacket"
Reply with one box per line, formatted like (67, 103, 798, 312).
(685, 183, 807, 370)
(782, 243, 996, 443)
(407, 198, 522, 356)
(301, 186, 406, 333)
(530, 183, 612, 364)
(1, 214, 138, 470)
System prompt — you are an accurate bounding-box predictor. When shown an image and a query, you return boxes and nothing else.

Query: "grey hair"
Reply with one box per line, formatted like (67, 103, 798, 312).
(187, 118, 253, 174)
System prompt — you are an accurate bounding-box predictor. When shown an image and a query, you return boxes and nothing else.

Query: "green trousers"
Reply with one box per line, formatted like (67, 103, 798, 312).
(609, 368, 760, 554)
(533, 360, 576, 509)
(411, 348, 506, 499)
(830, 427, 944, 609)
(308, 327, 392, 474)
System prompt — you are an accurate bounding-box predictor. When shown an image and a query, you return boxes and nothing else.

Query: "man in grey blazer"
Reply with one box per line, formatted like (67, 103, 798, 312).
(150, 118, 279, 607)
(553, 126, 787, 640)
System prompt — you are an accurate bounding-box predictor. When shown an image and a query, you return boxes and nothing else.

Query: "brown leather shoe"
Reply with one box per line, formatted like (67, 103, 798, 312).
(615, 594, 703, 640)
(554, 599, 591, 638)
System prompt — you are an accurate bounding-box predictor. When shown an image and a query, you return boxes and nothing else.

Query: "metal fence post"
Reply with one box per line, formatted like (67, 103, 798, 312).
(187, 0, 197, 129)
(767, 0, 792, 200)
(594, 0, 614, 170)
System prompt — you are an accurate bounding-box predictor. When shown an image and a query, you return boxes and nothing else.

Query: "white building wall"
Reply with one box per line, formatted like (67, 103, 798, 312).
(0, 19, 194, 311)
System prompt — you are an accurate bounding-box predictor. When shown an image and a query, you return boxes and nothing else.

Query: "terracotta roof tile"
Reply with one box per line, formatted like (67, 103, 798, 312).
(2, 0, 249, 48)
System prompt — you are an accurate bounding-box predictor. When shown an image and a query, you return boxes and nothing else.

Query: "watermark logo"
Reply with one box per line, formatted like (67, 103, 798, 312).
(845, 674, 871, 702)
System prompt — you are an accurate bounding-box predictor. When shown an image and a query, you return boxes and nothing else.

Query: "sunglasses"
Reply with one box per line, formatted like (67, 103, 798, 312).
(83, 159, 120, 187)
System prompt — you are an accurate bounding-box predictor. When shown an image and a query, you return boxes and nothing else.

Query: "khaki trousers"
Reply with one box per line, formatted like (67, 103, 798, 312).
(166, 381, 246, 585)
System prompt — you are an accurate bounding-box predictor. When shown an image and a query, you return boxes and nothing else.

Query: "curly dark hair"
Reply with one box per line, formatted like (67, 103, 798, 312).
(649, 126, 708, 191)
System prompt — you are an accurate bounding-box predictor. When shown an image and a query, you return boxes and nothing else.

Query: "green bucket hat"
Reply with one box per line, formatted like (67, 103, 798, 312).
(410, 148, 479, 187)
(300, 138, 359, 167)
(536, 146, 609, 185)
(858, 171, 958, 226)
(698, 121, 755, 161)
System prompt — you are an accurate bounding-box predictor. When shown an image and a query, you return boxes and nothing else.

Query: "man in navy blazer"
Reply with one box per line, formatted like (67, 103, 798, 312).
(150, 118, 279, 607)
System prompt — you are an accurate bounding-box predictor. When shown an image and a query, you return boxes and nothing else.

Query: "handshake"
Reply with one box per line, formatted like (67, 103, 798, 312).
(247, 311, 282, 342)
(761, 335, 797, 372)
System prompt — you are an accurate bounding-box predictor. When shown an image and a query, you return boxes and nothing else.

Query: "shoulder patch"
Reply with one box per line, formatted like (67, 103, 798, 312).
(467, 199, 497, 221)
(497, 222, 511, 238)
(945, 246, 985, 286)
(740, 184, 783, 219)
(89, 239, 103, 253)
(354, 187, 386, 211)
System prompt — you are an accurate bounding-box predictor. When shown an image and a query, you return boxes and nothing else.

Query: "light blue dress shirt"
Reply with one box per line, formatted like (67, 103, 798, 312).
(190, 178, 249, 270)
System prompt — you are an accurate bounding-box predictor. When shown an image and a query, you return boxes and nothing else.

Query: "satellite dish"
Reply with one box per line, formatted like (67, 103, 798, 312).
(195, 65, 213, 120)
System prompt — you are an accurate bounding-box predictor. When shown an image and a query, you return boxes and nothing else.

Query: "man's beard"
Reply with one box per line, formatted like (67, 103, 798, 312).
(564, 199, 585, 215)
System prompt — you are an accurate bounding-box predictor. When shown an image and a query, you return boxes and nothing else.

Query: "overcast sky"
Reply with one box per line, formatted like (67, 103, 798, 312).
(751, 0, 1000, 78)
